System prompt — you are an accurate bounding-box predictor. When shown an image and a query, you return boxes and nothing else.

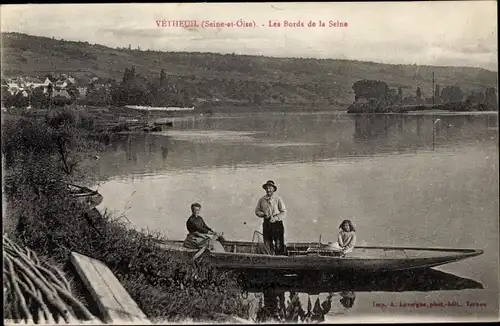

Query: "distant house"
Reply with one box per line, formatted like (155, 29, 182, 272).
(52, 88, 72, 105)
(93, 83, 112, 91)
(55, 80, 68, 89)
(52, 89, 71, 99)
(27, 78, 52, 93)
(9, 77, 22, 85)
(7, 83, 20, 95)
(77, 87, 88, 99)
(23, 77, 44, 86)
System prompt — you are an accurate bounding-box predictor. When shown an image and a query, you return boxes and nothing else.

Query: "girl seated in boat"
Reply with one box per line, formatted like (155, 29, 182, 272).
(183, 203, 225, 253)
(328, 219, 356, 255)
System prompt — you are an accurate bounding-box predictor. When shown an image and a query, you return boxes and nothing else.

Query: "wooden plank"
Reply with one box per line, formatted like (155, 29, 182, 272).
(71, 252, 120, 312)
(93, 261, 145, 315)
(70, 252, 150, 324)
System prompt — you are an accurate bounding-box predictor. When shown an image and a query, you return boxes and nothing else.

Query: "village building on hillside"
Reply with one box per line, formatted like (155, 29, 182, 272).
(3, 73, 81, 97)
(26, 78, 52, 93)
(7, 83, 21, 95)
(77, 87, 88, 99)
(55, 80, 68, 89)
(52, 88, 71, 99)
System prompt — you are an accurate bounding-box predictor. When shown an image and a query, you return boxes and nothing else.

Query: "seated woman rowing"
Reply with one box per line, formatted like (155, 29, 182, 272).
(183, 202, 225, 252)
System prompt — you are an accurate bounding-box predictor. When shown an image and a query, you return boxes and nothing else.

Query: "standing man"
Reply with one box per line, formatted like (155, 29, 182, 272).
(255, 180, 287, 255)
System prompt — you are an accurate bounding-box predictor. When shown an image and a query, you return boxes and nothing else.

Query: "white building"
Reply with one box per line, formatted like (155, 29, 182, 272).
(7, 83, 20, 95)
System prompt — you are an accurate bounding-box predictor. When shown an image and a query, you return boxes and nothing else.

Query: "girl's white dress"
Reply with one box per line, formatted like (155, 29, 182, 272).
(329, 230, 356, 253)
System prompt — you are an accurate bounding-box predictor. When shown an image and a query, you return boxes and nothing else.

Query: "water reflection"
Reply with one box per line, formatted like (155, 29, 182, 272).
(161, 146, 169, 161)
(94, 113, 498, 178)
(353, 114, 390, 139)
(351, 114, 498, 154)
(240, 268, 483, 322)
(255, 287, 334, 323)
(339, 291, 356, 309)
(241, 268, 484, 293)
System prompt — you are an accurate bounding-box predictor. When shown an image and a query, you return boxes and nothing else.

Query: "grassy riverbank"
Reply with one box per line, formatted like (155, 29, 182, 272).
(1, 107, 250, 322)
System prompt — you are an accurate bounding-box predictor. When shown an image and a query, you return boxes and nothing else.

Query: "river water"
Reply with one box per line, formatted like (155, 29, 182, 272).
(94, 111, 499, 322)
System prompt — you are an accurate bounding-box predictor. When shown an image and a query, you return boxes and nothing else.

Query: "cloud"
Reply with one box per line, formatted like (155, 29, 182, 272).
(443, 37, 497, 56)
(99, 27, 166, 39)
(1, 2, 497, 71)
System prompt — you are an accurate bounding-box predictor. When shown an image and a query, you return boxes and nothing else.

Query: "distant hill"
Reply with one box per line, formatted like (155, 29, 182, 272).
(2, 32, 497, 109)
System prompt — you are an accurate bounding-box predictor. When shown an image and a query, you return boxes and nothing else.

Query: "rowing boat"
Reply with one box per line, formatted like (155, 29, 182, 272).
(67, 184, 103, 211)
(157, 239, 483, 273)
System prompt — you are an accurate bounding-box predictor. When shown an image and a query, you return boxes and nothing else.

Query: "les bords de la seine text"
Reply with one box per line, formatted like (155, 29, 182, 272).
(156, 19, 348, 28)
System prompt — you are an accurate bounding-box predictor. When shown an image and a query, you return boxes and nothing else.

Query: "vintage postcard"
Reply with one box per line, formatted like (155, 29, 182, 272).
(1, 1, 498, 324)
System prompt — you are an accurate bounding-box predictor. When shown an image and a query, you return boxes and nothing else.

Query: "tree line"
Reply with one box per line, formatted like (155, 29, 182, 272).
(351, 79, 498, 110)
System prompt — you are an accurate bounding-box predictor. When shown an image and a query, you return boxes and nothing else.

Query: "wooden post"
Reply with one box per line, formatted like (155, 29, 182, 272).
(432, 72, 435, 107)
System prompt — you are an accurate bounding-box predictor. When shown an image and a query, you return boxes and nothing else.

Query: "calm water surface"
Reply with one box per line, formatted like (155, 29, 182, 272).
(94, 111, 499, 322)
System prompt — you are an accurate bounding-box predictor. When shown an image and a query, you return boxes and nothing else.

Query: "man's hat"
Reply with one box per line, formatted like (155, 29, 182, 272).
(262, 180, 277, 191)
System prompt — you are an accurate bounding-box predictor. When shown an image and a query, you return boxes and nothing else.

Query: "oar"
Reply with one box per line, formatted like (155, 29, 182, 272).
(192, 233, 220, 261)
(192, 244, 208, 261)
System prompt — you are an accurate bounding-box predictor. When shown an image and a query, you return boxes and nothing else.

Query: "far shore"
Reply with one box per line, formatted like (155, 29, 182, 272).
(346, 101, 498, 114)
(349, 110, 498, 116)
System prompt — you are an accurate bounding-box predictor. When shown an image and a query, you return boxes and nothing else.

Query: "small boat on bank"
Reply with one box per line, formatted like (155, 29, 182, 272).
(157, 239, 483, 273)
(67, 184, 103, 211)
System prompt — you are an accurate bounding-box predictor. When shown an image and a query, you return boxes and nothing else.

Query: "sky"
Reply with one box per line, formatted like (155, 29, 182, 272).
(1, 2, 498, 71)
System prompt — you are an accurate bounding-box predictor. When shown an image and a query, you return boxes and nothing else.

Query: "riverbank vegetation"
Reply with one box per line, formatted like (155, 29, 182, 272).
(2, 107, 250, 322)
(347, 79, 498, 113)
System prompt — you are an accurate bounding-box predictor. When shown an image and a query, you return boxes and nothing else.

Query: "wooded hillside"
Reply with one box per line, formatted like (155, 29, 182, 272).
(2, 32, 497, 108)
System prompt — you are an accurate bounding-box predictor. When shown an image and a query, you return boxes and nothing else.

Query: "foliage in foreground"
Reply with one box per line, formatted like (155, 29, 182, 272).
(2, 108, 250, 322)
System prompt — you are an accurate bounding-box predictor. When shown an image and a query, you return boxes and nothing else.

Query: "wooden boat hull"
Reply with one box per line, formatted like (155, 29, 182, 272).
(158, 240, 484, 273)
(67, 184, 103, 211)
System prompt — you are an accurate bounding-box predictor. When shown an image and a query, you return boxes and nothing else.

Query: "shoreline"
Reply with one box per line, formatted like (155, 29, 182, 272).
(346, 102, 498, 114)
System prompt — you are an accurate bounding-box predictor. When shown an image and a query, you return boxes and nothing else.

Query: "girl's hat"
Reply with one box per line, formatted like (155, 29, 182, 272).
(262, 180, 277, 191)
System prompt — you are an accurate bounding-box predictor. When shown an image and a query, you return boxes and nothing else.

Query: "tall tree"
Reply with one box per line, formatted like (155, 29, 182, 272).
(441, 85, 463, 103)
(31, 87, 48, 109)
(435, 84, 440, 98)
(485, 87, 498, 109)
(47, 83, 53, 110)
(352, 80, 389, 101)
(160, 69, 166, 87)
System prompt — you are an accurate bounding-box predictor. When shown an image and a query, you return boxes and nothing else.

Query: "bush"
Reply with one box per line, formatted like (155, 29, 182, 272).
(2, 108, 102, 191)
